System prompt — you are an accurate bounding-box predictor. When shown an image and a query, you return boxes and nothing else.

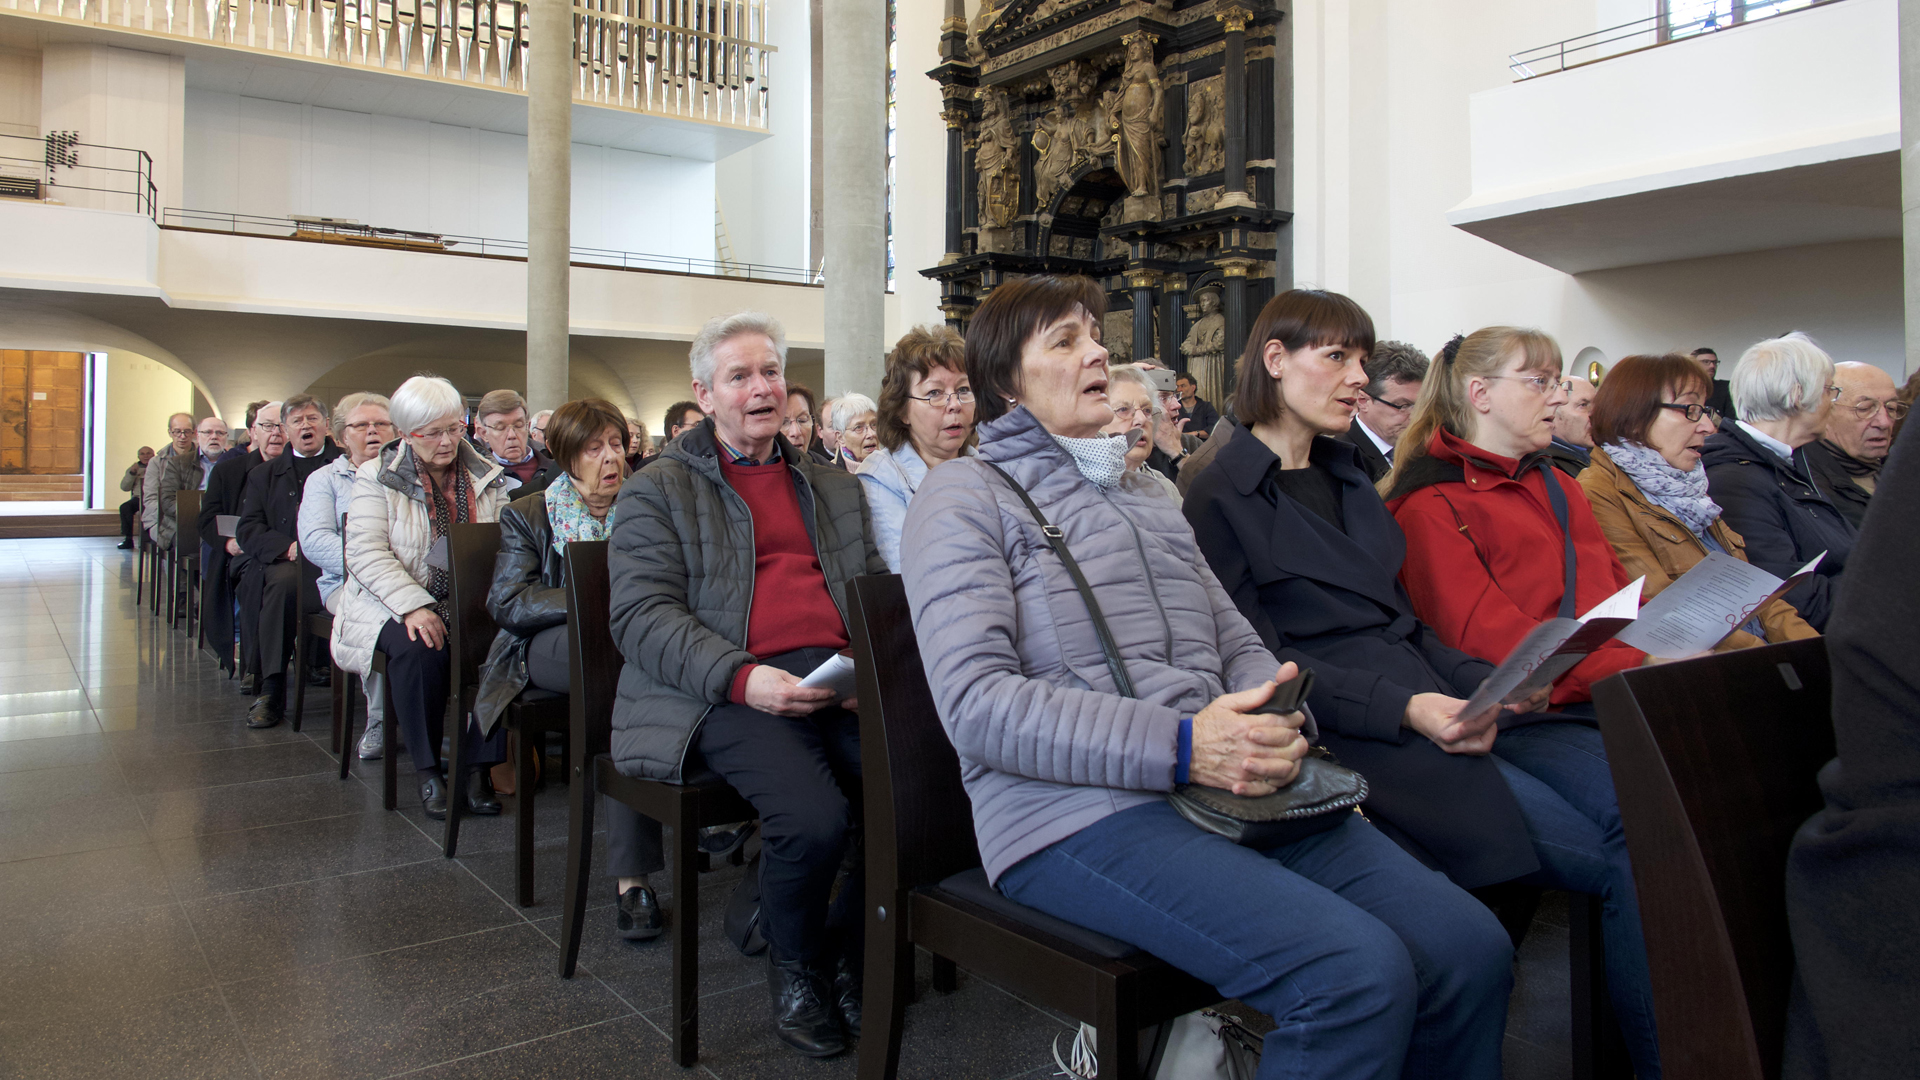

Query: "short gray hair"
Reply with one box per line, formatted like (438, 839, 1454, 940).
(389, 375, 467, 437)
(1107, 364, 1166, 419)
(825, 393, 878, 433)
(1732, 333, 1834, 422)
(1365, 341, 1430, 397)
(332, 392, 392, 440)
(690, 311, 788, 387)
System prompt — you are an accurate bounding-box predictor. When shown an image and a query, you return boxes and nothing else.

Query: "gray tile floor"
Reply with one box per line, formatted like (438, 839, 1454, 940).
(0, 538, 1573, 1079)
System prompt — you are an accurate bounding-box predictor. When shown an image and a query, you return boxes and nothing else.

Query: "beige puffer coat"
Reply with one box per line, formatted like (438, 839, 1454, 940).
(331, 439, 514, 677)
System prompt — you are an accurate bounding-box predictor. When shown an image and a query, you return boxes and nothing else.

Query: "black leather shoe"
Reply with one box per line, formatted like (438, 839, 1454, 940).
(116, 540, 132, 550)
(616, 886, 664, 941)
(246, 695, 283, 729)
(419, 773, 448, 820)
(463, 770, 502, 815)
(767, 952, 846, 1057)
(238, 672, 259, 697)
(306, 666, 333, 688)
(832, 951, 862, 1038)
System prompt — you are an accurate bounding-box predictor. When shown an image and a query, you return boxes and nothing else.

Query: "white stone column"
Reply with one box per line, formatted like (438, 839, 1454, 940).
(525, 0, 573, 413)
(821, 0, 888, 397)
(1903, 0, 1920, 380)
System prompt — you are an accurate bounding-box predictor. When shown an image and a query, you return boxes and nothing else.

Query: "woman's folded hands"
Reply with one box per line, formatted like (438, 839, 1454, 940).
(1189, 663, 1310, 796)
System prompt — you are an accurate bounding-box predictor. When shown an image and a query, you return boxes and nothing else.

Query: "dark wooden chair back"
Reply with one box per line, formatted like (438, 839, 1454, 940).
(173, 490, 202, 557)
(1592, 636, 1833, 1080)
(846, 574, 982, 892)
(447, 522, 502, 697)
(563, 540, 617, 759)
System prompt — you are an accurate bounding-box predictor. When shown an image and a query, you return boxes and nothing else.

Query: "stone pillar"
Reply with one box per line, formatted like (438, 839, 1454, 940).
(943, 103, 967, 262)
(1128, 271, 1158, 363)
(1216, 8, 1254, 210)
(525, 0, 572, 414)
(823, 0, 889, 397)
(1160, 275, 1187, 371)
(1220, 258, 1255, 394)
(1903, 0, 1920, 380)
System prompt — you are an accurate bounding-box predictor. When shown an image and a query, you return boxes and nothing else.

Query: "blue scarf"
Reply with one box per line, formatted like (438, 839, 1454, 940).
(544, 474, 615, 553)
(1604, 441, 1722, 538)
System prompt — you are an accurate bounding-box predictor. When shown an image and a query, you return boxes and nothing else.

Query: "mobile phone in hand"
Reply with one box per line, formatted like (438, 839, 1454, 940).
(1268, 668, 1316, 714)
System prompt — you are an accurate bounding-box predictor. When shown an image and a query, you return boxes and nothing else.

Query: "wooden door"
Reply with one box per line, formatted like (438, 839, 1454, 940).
(0, 350, 86, 474)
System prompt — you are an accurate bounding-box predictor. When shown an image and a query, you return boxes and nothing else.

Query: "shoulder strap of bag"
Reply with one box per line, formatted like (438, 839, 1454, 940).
(1535, 459, 1578, 620)
(981, 461, 1137, 699)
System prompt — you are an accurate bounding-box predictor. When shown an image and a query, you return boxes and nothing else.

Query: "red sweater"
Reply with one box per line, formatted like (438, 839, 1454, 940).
(719, 457, 849, 703)
(1386, 429, 1644, 706)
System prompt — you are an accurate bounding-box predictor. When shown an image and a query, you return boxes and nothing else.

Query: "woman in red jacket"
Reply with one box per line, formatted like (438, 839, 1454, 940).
(1383, 326, 1661, 1078)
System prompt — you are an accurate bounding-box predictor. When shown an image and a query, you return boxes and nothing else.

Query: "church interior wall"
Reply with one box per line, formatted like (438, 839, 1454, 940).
(98, 349, 194, 506)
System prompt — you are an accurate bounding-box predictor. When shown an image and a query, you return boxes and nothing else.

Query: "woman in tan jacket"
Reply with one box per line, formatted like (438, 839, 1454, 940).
(1581, 353, 1816, 650)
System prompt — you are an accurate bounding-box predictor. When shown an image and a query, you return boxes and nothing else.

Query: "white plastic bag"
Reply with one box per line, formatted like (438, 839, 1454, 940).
(1051, 1010, 1262, 1080)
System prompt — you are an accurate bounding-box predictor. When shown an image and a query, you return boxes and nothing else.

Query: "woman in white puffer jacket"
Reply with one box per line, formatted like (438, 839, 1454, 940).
(332, 375, 517, 820)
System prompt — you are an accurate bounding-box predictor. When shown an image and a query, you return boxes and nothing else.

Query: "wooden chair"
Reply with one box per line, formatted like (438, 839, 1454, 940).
(171, 490, 202, 635)
(289, 556, 339, 735)
(133, 518, 149, 607)
(441, 522, 571, 907)
(557, 539, 756, 1067)
(1592, 637, 1833, 1080)
(848, 574, 1222, 1080)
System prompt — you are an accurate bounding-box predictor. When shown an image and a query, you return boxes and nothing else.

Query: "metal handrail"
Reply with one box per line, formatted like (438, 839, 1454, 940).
(1510, 0, 1842, 79)
(159, 207, 817, 285)
(0, 132, 157, 218)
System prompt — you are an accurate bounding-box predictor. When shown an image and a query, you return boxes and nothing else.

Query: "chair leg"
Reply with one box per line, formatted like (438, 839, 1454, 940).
(515, 721, 537, 907)
(1571, 892, 1632, 1080)
(671, 793, 701, 1067)
(338, 674, 359, 780)
(442, 702, 466, 856)
(1094, 976, 1143, 1080)
(558, 757, 599, 978)
(857, 892, 913, 1080)
(930, 955, 958, 994)
(330, 664, 347, 761)
(291, 634, 310, 733)
(381, 672, 398, 810)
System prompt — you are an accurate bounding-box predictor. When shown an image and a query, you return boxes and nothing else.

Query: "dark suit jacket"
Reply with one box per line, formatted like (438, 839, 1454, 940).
(1184, 432, 1538, 887)
(238, 441, 343, 577)
(1335, 419, 1392, 482)
(197, 448, 263, 666)
(1706, 378, 1738, 423)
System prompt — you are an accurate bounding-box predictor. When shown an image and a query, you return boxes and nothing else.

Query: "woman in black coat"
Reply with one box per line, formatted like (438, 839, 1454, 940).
(474, 397, 667, 943)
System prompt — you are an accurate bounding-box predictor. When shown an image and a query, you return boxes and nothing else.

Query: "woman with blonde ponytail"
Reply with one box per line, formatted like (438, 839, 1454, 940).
(1383, 326, 1663, 1078)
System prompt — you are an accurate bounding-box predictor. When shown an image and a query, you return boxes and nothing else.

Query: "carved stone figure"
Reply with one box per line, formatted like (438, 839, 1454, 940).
(1183, 79, 1225, 176)
(1031, 60, 1104, 212)
(1114, 32, 1166, 219)
(974, 88, 1020, 230)
(1103, 310, 1134, 362)
(1179, 287, 1226, 404)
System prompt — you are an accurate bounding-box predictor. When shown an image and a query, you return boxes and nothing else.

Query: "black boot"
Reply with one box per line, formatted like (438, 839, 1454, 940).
(463, 769, 502, 815)
(832, 950, 862, 1038)
(767, 951, 845, 1057)
(419, 773, 449, 820)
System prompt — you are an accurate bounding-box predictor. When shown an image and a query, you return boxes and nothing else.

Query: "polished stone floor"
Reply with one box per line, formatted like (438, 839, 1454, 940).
(0, 538, 1574, 1079)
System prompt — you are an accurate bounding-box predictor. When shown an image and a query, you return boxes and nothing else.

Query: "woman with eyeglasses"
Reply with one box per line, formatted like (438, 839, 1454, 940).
(1699, 334, 1857, 632)
(783, 383, 835, 468)
(1579, 354, 1817, 651)
(858, 327, 977, 570)
(824, 394, 881, 474)
(1100, 364, 1180, 499)
(1382, 326, 1664, 1078)
(331, 375, 517, 820)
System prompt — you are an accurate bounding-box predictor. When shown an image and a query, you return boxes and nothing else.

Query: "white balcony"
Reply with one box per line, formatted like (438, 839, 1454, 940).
(1447, 0, 1897, 274)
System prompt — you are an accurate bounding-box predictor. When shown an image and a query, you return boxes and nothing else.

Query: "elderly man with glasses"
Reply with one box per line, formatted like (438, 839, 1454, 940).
(474, 389, 558, 494)
(1804, 361, 1905, 530)
(142, 413, 197, 543)
(200, 401, 286, 683)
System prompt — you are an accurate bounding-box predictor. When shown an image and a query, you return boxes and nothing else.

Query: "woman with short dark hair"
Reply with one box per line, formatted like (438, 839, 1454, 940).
(858, 326, 976, 570)
(783, 383, 833, 467)
(1582, 353, 1817, 650)
(902, 274, 1513, 1079)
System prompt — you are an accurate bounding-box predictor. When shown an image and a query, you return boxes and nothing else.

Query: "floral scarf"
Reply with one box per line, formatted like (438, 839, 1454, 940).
(545, 473, 614, 553)
(1604, 440, 1722, 539)
(1051, 431, 1131, 490)
(422, 455, 472, 625)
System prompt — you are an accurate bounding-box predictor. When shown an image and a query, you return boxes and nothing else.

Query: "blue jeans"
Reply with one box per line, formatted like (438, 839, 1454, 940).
(998, 803, 1512, 1080)
(1493, 721, 1660, 1079)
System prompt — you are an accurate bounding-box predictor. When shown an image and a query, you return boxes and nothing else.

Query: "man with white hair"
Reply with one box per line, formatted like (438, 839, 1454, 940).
(530, 408, 554, 453)
(200, 401, 287, 682)
(607, 311, 885, 1059)
(1805, 361, 1905, 529)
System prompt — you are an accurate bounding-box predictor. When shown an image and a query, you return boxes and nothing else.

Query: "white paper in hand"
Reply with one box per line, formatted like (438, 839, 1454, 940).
(215, 514, 241, 538)
(798, 652, 857, 699)
(1458, 577, 1646, 717)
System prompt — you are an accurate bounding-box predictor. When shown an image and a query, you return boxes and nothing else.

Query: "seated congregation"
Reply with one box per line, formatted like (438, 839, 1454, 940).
(122, 273, 1914, 1080)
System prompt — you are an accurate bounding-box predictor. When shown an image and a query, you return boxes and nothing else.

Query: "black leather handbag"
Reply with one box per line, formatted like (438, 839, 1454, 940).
(981, 462, 1368, 848)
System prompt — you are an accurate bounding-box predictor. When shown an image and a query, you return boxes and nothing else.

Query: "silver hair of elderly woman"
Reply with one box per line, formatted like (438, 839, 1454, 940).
(1106, 364, 1168, 419)
(689, 311, 789, 387)
(387, 375, 467, 437)
(1732, 332, 1835, 422)
(825, 393, 879, 434)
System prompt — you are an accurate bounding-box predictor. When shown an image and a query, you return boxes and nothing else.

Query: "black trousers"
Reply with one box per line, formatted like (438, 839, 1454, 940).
(119, 496, 139, 542)
(695, 646, 862, 964)
(202, 550, 235, 672)
(376, 617, 505, 776)
(526, 625, 663, 880)
(256, 561, 321, 691)
(235, 557, 263, 680)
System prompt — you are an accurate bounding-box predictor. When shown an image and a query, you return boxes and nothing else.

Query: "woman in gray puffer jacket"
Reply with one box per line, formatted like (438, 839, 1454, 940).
(899, 276, 1512, 1080)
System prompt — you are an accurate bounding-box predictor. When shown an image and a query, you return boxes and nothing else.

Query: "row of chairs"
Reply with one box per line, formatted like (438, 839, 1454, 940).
(126, 516, 1832, 1079)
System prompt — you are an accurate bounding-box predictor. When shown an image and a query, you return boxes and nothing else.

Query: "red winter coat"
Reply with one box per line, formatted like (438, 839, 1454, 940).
(1385, 428, 1644, 707)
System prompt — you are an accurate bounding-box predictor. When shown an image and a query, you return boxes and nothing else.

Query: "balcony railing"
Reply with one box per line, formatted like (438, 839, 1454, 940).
(0, 132, 157, 217)
(162, 207, 817, 284)
(0, 0, 775, 129)
(1510, 0, 1840, 78)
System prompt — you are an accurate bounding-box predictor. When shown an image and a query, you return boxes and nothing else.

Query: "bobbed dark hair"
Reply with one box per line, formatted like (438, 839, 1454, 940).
(1590, 353, 1712, 449)
(966, 274, 1108, 426)
(1233, 289, 1377, 428)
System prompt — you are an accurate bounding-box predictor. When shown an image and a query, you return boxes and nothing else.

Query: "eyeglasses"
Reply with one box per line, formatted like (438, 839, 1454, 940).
(780, 415, 814, 429)
(1366, 391, 1416, 412)
(196, 429, 226, 439)
(1657, 403, 1724, 425)
(410, 423, 467, 443)
(907, 389, 975, 408)
(1836, 398, 1911, 421)
(168, 427, 194, 437)
(481, 418, 530, 435)
(255, 422, 283, 435)
(844, 422, 877, 436)
(1486, 374, 1574, 396)
(343, 420, 396, 434)
(1110, 404, 1152, 422)
(1826, 385, 1846, 403)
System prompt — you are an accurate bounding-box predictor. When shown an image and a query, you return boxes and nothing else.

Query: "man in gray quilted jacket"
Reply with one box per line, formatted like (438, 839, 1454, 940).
(607, 311, 886, 1060)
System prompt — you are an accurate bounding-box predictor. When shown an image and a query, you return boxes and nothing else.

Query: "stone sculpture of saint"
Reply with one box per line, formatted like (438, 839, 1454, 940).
(975, 89, 1020, 230)
(1183, 82, 1225, 176)
(1180, 288, 1227, 401)
(1114, 34, 1165, 201)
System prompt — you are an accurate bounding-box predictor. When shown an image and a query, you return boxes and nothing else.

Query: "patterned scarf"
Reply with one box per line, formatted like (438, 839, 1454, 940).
(545, 473, 615, 553)
(422, 456, 472, 624)
(1604, 440, 1721, 538)
(1051, 431, 1131, 490)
